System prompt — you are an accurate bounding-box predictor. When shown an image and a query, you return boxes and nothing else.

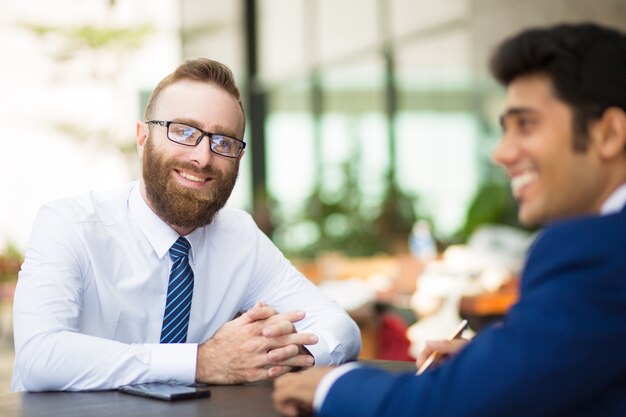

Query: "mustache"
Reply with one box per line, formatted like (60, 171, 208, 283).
(167, 160, 224, 179)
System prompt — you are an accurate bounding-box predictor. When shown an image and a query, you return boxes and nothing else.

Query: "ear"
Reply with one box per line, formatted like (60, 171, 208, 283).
(591, 107, 626, 160)
(136, 121, 148, 161)
(236, 149, 246, 162)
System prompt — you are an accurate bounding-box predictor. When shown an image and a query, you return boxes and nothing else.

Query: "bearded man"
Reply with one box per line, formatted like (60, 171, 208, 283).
(12, 59, 361, 392)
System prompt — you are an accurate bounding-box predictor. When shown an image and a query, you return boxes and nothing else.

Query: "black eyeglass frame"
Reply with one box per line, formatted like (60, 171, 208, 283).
(146, 120, 246, 158)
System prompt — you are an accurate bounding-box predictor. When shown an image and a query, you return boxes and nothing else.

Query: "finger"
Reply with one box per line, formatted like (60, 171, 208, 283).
(267, 332, 319, 350)
(449, 338, 470, 353)
(268, 365, 293, 379)
(267, 345, 316, 366)
(242, 310, 304, 333)
(263, 320, 296, 337)
(272, 383, 300, 417)
(428, 339, 468, 355)
(262, 310, 306, 327)
(415, 350, 432, 369)
(417, 339, 470, 368)
(274, 372, 296, 389)
(272, 372, 318, 416)
(243, 366, 283, 383)
(271, 353, 315, 369)
(282, 401, 312, 417)
(273, 378, 301, 416)
(283, 403, 301, 417)
(275, 402, 300, 417)
(241, 305, 278, 323)
(416, 345, 435, 368)
(268, 344, 299, 362)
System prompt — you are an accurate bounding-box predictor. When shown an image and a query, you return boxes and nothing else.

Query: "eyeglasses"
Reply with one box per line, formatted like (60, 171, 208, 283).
(146, 120, 246, 158)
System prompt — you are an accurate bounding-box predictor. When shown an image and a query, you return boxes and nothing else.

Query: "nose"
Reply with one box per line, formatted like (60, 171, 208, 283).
(187, 134, 213, 166)
(491, 133, 518, 168)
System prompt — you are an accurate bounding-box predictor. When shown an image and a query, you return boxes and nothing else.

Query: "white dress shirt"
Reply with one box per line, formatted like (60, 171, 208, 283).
(599, 182, 626, 215)
(12, 182, 361, 391)
(313, 181, 626, 412)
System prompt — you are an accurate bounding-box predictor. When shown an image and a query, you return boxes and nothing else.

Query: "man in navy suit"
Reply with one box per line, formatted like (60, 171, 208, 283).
(273, 22, 626, 417)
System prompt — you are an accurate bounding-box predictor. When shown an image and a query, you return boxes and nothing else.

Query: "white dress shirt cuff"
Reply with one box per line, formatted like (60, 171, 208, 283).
(147, 343, 198, 385)
(305, 337, 331, 366)
(313, 362, 360, 412)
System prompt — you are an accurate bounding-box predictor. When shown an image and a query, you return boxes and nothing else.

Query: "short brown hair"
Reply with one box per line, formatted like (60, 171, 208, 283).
(143, 58, 246, 135)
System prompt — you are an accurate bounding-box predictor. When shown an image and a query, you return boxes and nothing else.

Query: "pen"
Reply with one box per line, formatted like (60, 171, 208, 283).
(416, 319, 468, 375)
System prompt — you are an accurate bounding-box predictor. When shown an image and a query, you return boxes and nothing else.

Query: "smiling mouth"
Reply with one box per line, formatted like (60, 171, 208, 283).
(511, 171, 538, 198)
(177, 170, 210, 183)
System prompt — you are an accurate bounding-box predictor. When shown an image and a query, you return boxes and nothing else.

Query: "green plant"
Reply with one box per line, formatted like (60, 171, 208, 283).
(455, 171, 531, 243)
(272, 154, 424, 258)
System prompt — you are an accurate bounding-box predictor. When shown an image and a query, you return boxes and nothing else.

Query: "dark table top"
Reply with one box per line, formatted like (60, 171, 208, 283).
(0, 361, 416, 417)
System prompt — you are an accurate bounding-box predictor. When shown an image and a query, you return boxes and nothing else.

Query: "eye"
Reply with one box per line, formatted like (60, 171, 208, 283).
(178, 128, 195, 139)
(517, 117, 535, 131)
(170, 124, 199, 142)
(182, 129, 195, 139)
(502, 114, 537, 135)
(213, 136, 233, 152)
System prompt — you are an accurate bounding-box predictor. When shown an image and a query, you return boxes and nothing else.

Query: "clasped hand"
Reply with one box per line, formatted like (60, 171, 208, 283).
(196, 302, 318, 384)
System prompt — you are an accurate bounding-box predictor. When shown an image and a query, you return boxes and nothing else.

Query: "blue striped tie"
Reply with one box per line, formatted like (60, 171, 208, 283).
(160, 237, 194, 343)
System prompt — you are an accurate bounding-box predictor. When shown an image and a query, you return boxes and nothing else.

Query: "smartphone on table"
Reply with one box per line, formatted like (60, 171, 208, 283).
(119, 382, 212, 401)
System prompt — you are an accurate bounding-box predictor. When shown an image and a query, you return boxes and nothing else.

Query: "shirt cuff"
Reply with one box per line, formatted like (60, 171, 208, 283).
(305, 329, 343, 366)
(305, 336, 331, 366)
(145, 343, 198, 385)
(313, 362, 360, 412)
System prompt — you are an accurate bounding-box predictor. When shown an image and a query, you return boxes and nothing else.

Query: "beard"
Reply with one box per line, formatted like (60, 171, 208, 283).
(142, 136, 239, 229)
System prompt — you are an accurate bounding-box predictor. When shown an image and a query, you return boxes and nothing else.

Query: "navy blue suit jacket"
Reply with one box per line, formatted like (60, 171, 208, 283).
(321, 208, 626, 417)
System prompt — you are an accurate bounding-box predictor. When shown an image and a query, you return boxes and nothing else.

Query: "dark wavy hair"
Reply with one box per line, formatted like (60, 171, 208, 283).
(490, 23, 626, 151)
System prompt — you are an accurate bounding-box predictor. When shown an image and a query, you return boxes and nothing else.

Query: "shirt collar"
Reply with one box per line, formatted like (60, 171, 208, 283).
(128, 182, 204, 263)
(600, 182, 626, 216)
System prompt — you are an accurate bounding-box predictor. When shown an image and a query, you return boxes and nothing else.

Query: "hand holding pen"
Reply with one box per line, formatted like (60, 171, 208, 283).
(416, 320, 469, 375)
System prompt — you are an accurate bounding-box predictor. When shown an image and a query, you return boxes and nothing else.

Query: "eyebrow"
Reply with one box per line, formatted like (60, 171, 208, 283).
(498, 107, 539, 129)
(170, 117, 241, 139)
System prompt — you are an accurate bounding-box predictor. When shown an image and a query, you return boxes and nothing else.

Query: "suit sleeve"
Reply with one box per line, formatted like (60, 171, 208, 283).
(321, 219, 626, 417)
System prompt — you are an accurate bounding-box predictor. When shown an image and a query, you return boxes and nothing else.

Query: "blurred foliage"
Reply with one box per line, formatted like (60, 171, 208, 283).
(17, 18, 153, 82)
(454, 172, 531, 243)
(0, 243, 23, 283)
(18, 22, 153, 52)
(272, 154, 426, 259)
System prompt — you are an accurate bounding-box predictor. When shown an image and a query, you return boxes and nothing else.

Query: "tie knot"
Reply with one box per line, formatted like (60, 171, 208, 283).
(169, 237, 191, 261)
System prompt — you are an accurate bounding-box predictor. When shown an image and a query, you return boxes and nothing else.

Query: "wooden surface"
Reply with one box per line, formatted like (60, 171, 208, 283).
(0, 361, 416, 417)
